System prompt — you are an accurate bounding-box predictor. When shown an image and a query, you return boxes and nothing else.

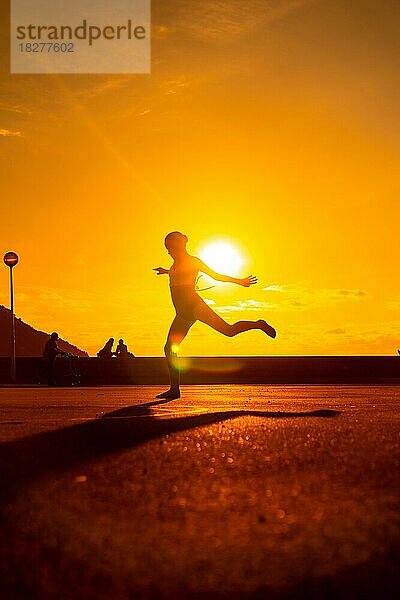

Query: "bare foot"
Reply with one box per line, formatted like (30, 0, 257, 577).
(258, 320, 276, 338)
(156, 388, 181, 399)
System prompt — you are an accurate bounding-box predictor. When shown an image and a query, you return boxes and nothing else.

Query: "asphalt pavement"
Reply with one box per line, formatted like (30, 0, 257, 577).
(0, 385, 399, 599)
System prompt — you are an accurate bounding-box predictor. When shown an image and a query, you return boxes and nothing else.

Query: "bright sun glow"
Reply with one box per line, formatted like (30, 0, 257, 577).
(199, 241, 244, 276)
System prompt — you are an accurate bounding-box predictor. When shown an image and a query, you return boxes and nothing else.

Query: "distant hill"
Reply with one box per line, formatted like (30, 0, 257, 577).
(0, 305, 88, 357)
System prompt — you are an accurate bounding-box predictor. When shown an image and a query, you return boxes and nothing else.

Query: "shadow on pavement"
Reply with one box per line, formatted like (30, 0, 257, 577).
(1, 400, 399, 599)
(0, 398, 340, 500)
(105, 398, 340, 419)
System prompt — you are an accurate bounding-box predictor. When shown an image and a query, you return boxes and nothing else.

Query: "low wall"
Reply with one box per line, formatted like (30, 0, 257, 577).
(0, 356, 399, 385)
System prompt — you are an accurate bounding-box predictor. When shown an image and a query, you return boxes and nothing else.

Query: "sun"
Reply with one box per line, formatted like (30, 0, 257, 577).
(199, 240, 244, 276)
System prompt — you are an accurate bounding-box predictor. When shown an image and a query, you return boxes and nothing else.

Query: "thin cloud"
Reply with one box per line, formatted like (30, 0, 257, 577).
(210, 283, 368, 316)
(0, 128, 22, 137)
(163, 0, 315, 42)
(335, 289, 366, 297)
(326, 328, 347, 335)
(104, 75, 197, 124)
(17, 289, 92, 313)
(283, 320, 400, 355)
(262, 285, 284, 292)
(74, 77, 129, 101)
(217, 299, 276, 314)
(0, 103, 33, 115)
(324, 321, 400, 354)
(261, 283, 367, 311)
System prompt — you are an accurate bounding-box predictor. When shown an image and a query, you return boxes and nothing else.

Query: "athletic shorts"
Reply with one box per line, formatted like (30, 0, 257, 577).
(170, 285, 203, 321)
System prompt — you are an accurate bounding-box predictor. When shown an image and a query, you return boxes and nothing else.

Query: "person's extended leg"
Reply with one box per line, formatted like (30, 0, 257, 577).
(194, 301, 276, 338)
(156, 315, 195, 399)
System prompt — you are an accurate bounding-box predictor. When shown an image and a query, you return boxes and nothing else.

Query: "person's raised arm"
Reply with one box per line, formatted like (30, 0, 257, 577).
(196, 258, 257, 287)
(153, 267, 170, 275)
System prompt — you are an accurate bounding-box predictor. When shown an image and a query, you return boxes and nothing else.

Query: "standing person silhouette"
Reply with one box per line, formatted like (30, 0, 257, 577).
(42, 332, 69, 386)
(153, 231, 276, 399)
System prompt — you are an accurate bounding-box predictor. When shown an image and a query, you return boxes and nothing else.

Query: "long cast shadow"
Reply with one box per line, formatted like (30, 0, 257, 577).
(0, 397, 340, 502)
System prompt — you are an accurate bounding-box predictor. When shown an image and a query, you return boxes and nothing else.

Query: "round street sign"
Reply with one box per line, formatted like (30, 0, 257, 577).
(3, 252, 19, 267)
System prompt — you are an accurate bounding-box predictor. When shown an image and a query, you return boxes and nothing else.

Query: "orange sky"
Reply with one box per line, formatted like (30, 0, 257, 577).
(1, 0, 399, 356)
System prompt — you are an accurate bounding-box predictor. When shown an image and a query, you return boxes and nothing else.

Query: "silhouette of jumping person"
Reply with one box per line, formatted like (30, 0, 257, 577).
(42, 332, 69, 386)
(97, 338, 115, 359)
(154, 231, 276, 399)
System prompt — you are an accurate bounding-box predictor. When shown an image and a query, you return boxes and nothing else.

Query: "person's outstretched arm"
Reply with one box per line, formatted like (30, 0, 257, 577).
(196, 258, 257, 287)
(153, 267, 170, 275)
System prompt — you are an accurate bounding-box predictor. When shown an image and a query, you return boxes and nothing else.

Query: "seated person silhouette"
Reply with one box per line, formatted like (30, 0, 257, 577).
(115, 338, 135, 358)
(97, 338, 115, 359)
(42, 332, 69, 386)
(116, 338, 128, 357)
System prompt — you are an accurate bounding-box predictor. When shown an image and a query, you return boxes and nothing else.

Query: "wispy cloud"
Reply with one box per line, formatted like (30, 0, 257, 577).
(216, 299, 275, 314)
(208, 283, 368, 316)
(261, 283, 368, 311)
(0, 128, 22, 137)
(16, 288, 92, 313)
(0, 103, 33, 116)
(74, 77, 129, 101)
(161, 0, 315, 42)
(160, 77, 192, 95)
(335, 289, 366, 297)
(262, 285, 284, 292)
(324, 321, 400, 354)
(282, 320, 400, 355)
(99, 75, 197, 125)
(206, 282, 369, 317)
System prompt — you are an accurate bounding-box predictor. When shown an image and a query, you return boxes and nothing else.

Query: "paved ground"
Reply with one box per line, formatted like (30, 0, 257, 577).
(0, 385, 399, 599)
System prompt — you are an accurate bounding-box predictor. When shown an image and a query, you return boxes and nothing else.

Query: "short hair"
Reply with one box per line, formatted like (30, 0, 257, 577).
(164, 231, 188, 248)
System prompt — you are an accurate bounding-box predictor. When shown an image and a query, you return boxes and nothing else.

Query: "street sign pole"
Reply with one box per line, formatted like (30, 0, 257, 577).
(9, 266, 16, 383)
(3, 252, 19, 384)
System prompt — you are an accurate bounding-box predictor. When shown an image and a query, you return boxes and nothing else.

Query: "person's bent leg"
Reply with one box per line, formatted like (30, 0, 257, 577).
(195, 302, 276, 338)
(230, 319, 276, 338)
(156, 316, 195, 399)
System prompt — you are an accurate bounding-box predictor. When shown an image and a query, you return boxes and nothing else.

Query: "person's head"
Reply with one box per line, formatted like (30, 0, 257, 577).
(107, 338, 114, 346)
(50, 332, 59, 341)
(164, 231, 188, 258)
(119, 339, 124, 344)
